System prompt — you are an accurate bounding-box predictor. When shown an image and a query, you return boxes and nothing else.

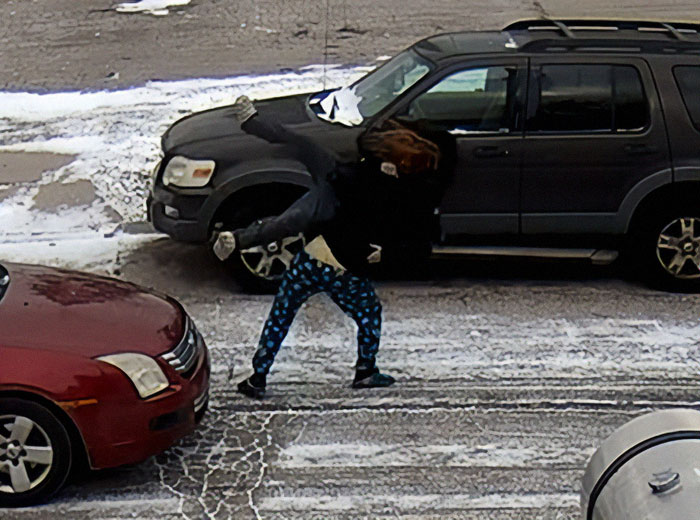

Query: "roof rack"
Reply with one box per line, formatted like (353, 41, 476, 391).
(519, 38, 700, 55)
(503, 19, 700, 41)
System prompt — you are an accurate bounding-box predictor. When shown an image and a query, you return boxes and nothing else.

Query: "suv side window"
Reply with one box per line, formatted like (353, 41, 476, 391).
(399, 66, 519, 133)
(527, 64, 648, 133)
(673, 66, 700, 131)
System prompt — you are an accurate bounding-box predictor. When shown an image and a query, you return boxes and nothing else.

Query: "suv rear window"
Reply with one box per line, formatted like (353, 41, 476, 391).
(673, 66, 700, 131)
(527, 64, 648, 133)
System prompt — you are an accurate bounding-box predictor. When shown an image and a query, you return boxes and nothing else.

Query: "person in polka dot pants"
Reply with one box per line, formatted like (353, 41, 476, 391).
(249, 249, 387, 397)
(213, 95, 445, 399)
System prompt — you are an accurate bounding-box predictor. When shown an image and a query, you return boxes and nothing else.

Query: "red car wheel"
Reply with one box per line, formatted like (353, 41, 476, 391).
(0, 398, 72, 507)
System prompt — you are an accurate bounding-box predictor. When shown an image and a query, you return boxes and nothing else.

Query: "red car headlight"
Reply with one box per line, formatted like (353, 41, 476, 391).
(97, 353, 169, 399)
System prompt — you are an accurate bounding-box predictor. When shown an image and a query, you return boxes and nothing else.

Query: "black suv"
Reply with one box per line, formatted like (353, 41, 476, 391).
(148, 19, 700, 292)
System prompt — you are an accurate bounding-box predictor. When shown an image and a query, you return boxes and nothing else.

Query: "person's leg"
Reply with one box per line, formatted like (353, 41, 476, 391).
(238, 252, 318, 398)
(328, 274, 395, 388)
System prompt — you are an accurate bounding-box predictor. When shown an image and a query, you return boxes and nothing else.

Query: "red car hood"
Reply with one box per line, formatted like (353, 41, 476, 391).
(0, 263, 184, 358)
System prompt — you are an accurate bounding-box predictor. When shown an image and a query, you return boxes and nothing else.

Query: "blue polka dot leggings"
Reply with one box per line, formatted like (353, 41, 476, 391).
(252, 251, 382, 376)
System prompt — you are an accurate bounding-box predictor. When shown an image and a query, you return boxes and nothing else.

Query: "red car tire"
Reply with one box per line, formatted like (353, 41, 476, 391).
(0, 398, 72, 508)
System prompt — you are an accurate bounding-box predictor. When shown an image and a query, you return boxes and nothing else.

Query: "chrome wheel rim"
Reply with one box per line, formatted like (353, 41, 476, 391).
(0, 415, 53, 494)
(656, 217, 700, 279)
(240, 233, 305, 281)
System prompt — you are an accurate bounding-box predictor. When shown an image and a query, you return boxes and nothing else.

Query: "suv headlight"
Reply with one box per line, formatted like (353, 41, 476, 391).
(97, 353, 169, 398)
(162, 156, 215, 188)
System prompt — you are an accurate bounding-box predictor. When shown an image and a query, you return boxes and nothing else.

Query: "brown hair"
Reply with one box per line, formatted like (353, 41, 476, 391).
(360, 120, 441, 177)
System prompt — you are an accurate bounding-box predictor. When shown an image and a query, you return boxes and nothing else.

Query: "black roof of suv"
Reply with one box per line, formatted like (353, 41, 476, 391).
(415, 19, 700, 61)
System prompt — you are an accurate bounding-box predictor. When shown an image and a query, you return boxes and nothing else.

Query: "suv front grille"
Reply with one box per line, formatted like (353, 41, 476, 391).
(161, 317, 201, 377)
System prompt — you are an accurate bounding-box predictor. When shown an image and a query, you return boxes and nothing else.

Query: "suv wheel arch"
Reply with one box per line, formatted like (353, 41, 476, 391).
(207, 179, 310, 293)
(618, 168, 673, 233)
(201, 166, 312, 235)
(627, 180, 700, 233)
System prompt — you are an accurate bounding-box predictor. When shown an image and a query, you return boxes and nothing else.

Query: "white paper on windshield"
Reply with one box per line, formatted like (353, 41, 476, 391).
(317, 87, 363, 127)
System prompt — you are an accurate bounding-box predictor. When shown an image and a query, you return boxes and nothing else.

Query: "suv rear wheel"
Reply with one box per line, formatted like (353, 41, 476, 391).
(630, 204, 700, 292)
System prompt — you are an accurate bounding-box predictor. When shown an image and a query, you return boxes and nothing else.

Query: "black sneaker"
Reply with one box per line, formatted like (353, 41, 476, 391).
(237, 377, 266, 399)
(352, 368, 396, 389)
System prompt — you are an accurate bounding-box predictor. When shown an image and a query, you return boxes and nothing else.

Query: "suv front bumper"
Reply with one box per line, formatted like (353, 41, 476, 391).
(147, 186, 210, 243)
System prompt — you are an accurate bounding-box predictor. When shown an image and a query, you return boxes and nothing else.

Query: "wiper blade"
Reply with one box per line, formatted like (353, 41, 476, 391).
(330, 96, 339, 119)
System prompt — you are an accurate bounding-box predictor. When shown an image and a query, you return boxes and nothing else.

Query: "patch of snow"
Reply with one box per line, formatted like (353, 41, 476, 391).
(278, 442, 595, 469)
(0, 66, 368, 240)
(0, 200, 111, 241)
(260, 493, 579, 512)
(114, 0, 190, 16)
(0, 136, 103, 154)
(0, 232, 160, 274)
(254, 26, 278, 34)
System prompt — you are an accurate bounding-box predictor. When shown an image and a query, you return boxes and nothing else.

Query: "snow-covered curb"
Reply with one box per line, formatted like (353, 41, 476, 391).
(0, 232, 161, 274)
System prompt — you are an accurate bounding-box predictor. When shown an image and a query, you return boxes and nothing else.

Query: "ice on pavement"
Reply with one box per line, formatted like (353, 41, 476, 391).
(114, 0, 191, 16)
(0, 65, 369, 243)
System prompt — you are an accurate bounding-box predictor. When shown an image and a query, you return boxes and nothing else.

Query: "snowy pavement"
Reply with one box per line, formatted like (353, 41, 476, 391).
(3, 235, 700, 519)
(2, 70, 700, 518)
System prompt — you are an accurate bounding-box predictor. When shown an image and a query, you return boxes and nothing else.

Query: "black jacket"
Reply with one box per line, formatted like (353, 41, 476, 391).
(233, 114, 454, 275)
(233, 114, 375, 274)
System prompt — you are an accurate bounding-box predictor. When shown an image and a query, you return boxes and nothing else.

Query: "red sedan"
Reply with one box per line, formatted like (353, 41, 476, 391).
(0, 262, 210, 507)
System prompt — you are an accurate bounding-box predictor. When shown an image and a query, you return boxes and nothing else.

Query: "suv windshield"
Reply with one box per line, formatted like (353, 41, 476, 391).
(0, 263, 8, 303)
(313, 49, 433, 126)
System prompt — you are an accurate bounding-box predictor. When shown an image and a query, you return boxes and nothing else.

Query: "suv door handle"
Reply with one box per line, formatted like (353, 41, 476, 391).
(474, 146, 510, 158)
(624, 144, 658, 155)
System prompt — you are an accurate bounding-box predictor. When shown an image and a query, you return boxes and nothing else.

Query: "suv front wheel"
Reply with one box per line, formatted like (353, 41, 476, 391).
(235, 233, 306, 293)
(213, 205, 307, 293)
(630, 205, 700, 292)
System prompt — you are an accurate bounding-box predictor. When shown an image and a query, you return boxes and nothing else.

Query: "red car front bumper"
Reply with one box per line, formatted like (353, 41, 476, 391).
(66, 341, 211, 470)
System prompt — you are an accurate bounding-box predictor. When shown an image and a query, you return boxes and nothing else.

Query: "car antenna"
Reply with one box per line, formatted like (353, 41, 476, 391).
(323, 0, 330, 90)
(547, 18, 577, 38)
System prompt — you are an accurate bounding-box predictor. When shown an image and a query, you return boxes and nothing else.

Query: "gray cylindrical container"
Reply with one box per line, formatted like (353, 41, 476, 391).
(581, 408, 700, 519)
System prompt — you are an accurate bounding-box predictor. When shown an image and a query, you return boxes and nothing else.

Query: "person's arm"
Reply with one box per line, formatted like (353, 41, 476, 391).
(233, 96, 336, 182)
(239, 113, 292, 144)
(234, 182, 338, 250)
(234, 191, 316, 250)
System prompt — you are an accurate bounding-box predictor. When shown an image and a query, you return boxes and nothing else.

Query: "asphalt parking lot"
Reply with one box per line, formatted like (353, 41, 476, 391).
(6, 239, 700, 519)
(3, 1, 700, 518)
